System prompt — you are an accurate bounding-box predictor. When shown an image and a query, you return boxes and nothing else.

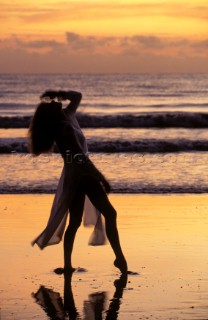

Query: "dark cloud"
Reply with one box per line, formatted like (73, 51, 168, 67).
(65, 32, 208, 55)
(0, 35, 64, 52)
(22, 40, 64, 49)
(0, 44, 208, 73)
(2, 33, 208, 55)
(66, 32, 82, 42)
(132, 35, 165, 48)
(65, 32, 116, 52)
(0, 42, 207, 74)
(66, 32, 97, 51)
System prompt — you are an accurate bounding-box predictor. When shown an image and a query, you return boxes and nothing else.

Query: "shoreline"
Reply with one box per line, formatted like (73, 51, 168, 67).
(1, 191, 208, 194)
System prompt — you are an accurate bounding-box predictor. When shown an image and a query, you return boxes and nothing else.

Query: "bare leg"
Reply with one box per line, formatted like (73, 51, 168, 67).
(63, 191, 85, 272)
(80, 175, 128, 273)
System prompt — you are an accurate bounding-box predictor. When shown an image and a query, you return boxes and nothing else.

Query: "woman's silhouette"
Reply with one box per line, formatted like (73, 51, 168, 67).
(29, 90, 127, 274)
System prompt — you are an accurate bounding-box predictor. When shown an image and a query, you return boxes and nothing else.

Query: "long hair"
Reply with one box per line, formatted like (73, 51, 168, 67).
(28, 101, 62, 156)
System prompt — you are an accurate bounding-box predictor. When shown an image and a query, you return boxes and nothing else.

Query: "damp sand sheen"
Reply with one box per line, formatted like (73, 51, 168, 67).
(0, 194, 208, 319)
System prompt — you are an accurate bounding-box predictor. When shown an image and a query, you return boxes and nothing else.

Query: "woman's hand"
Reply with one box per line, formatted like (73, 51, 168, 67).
(40, 90, 58, 100)
(40, 90, 82, 103)
(40, 90, 68, 101)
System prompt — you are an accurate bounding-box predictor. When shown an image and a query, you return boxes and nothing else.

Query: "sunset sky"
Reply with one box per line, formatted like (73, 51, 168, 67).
(0, 0, 208, 73)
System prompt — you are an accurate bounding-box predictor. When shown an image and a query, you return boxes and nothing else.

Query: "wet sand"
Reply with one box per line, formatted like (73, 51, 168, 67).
(0, 194, 208, 319)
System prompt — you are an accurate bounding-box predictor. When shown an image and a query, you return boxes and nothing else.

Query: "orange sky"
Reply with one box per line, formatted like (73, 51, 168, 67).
(0, 0, 208, 73)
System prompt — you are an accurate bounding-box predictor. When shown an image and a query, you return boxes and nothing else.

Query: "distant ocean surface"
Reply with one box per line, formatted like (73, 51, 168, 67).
(0, 73, 208, 193)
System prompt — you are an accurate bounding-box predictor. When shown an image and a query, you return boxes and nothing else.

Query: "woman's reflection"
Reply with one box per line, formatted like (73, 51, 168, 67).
(32, 272, 128, 319)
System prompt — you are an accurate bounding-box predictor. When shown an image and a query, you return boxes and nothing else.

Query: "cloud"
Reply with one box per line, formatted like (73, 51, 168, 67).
(0, 32, 207, 73)
(66, 32, 115, 52)
(1, 33, 208, 56)
(66, 32, 96, 50)
(64, 32, 208, 56)
(22, 40, 64, 50)
(0, 35, 65, 54)
(0, 43, 207, 74)
(132, 35, 165, 48)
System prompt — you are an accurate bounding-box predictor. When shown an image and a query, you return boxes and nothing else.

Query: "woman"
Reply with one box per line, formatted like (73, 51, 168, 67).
(29, 90, 127, 274)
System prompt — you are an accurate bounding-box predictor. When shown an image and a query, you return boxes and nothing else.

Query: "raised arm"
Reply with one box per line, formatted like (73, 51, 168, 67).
(40, 90, 82, 113)
(60, 91, 82, 113)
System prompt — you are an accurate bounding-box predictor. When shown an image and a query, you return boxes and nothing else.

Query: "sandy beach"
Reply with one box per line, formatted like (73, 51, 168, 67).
(0, 194, 208, 319)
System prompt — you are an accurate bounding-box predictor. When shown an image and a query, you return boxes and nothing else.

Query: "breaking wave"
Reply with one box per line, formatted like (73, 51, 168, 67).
(1, 183, 208, 194)
(1, 112, 208, 129)
(1, 138, 208, 153)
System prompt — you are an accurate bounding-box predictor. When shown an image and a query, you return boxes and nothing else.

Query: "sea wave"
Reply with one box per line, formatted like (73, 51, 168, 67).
(82, 102, 208, 109)
(1, 112, 208, 128)
(1, 138, 208, 153)
(0, 103, 34, 110)
(1, 101, 208, 110)
(1, 183, 208, 194)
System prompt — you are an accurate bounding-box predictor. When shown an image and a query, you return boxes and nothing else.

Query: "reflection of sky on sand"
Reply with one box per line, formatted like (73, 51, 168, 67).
(1, 194, 208, 319)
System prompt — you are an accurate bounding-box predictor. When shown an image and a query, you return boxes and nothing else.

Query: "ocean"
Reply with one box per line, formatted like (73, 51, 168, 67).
(0, 73, 208, 193)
